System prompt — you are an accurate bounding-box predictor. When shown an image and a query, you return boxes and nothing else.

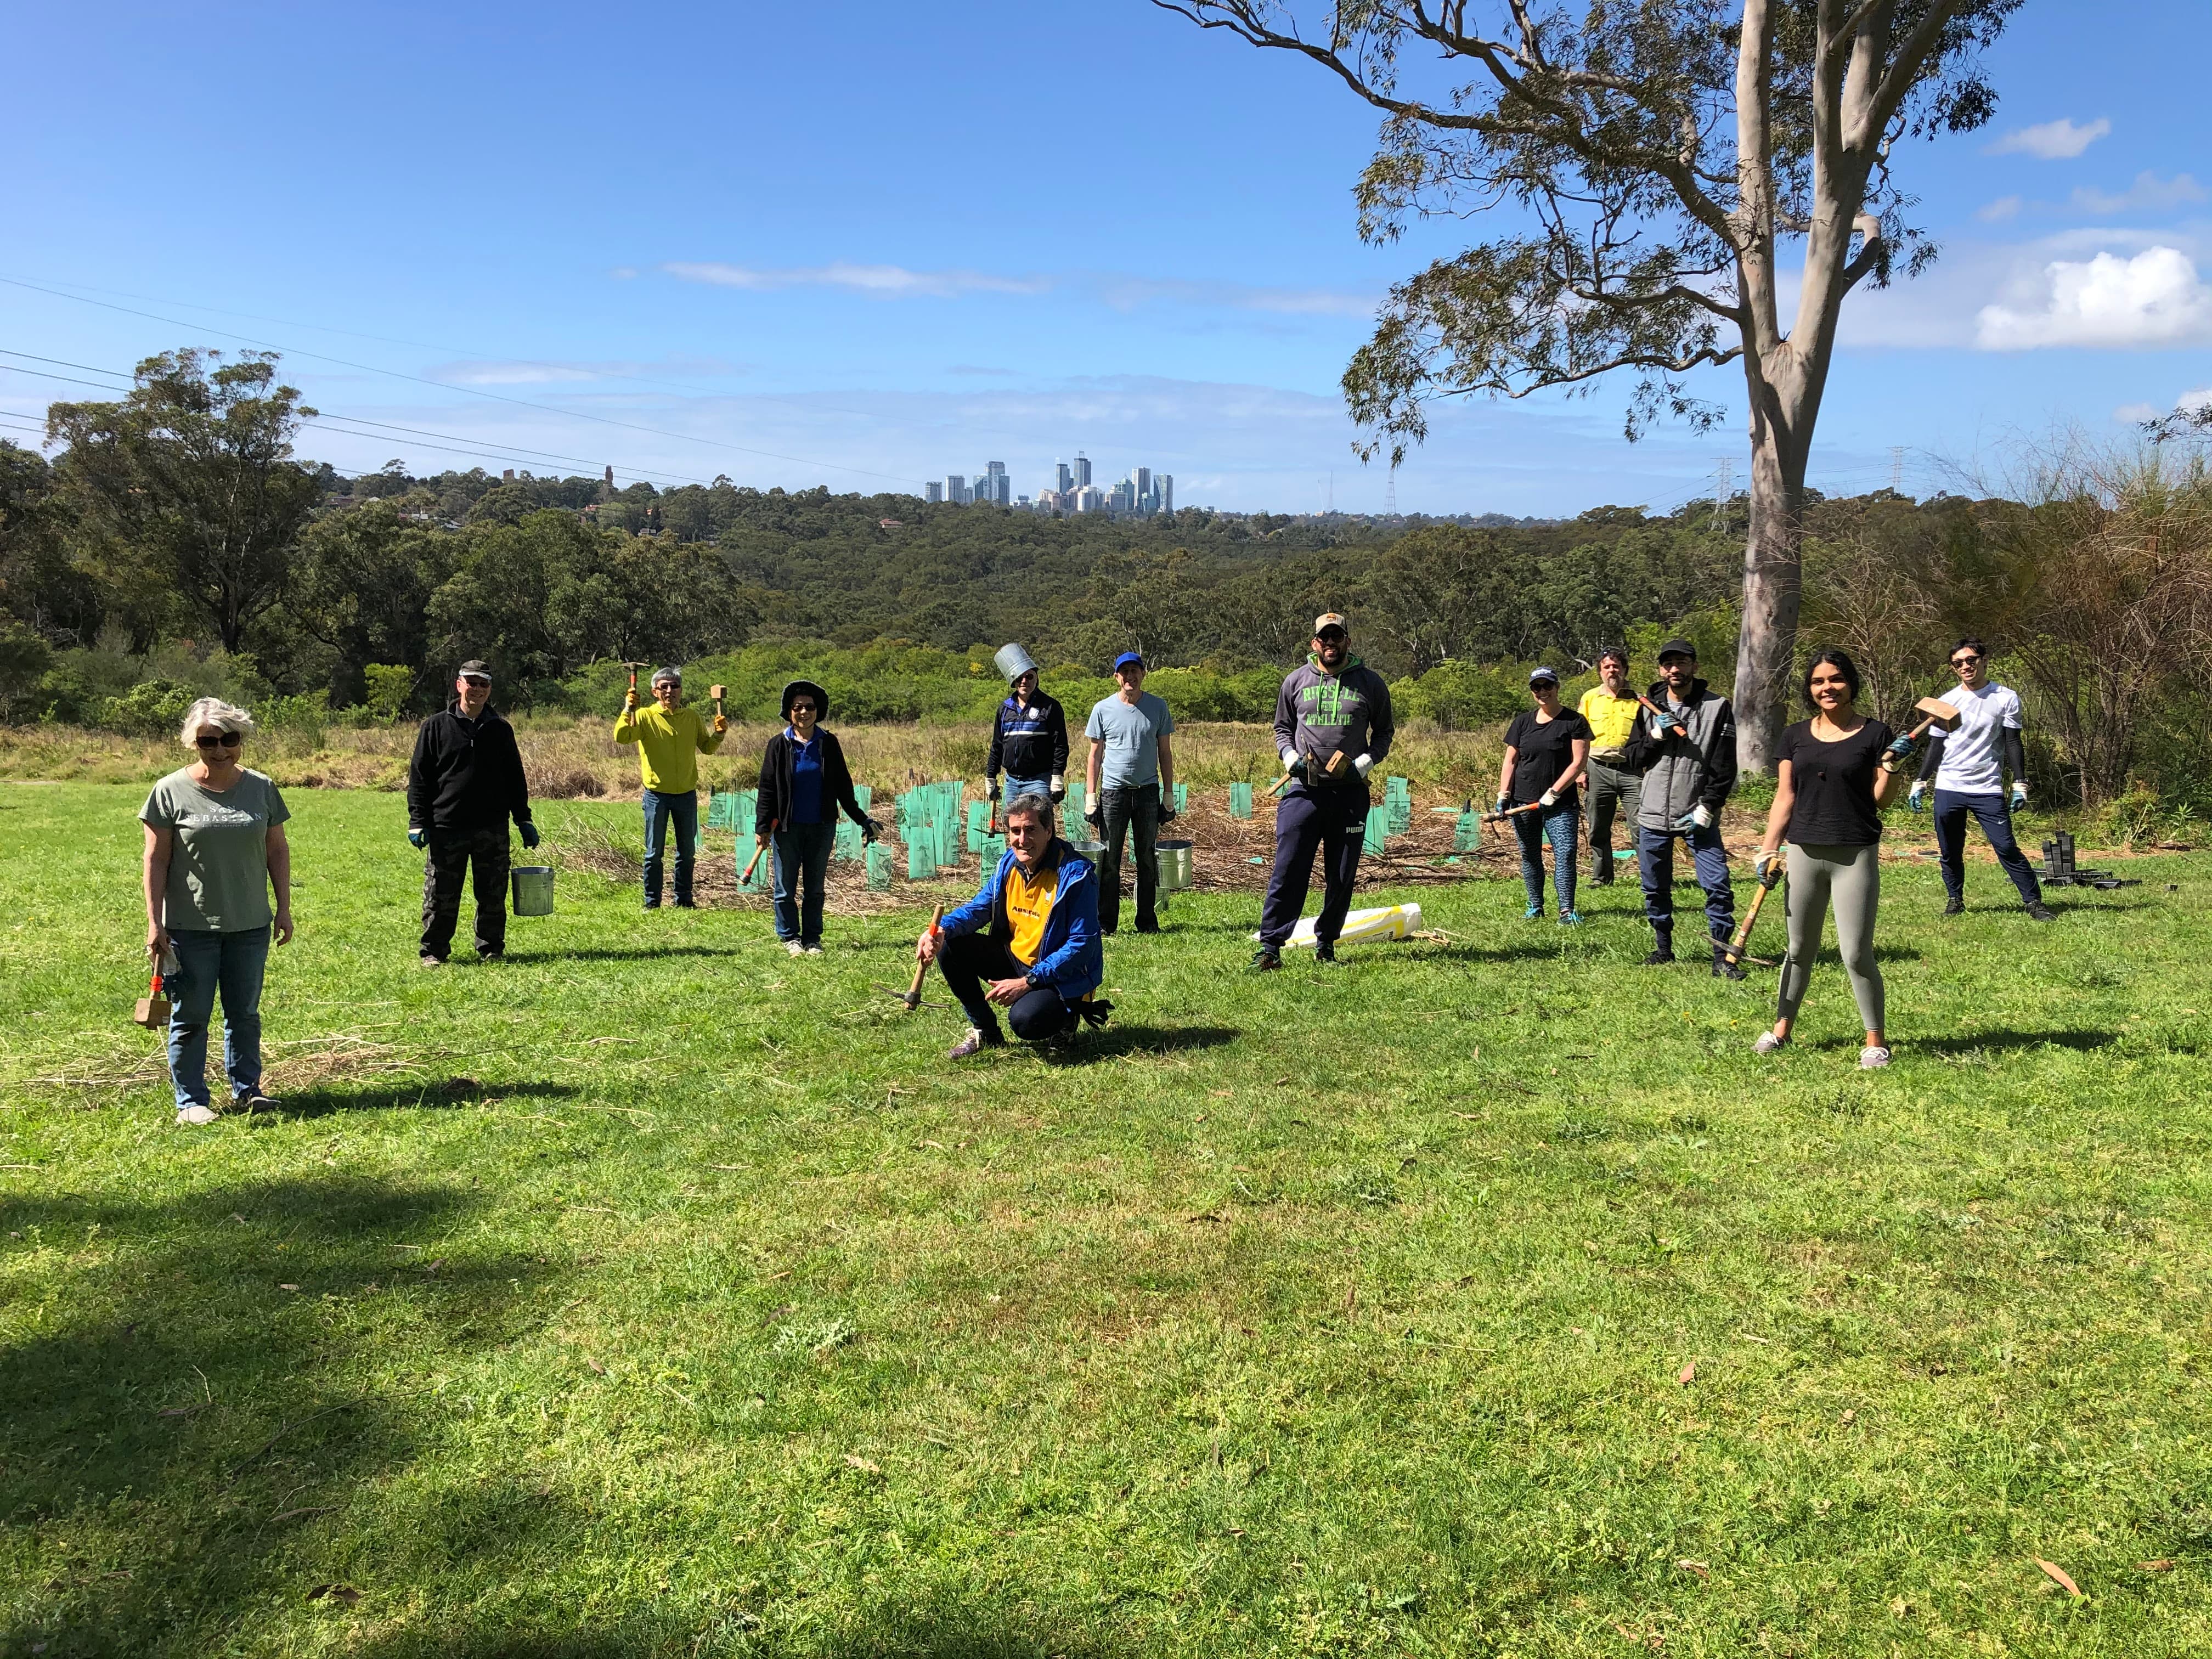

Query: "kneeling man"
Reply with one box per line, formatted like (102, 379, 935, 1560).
(917, 792, 1108, 1058)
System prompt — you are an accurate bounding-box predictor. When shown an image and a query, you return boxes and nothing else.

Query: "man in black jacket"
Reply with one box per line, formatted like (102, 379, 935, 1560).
(407, 660, 538, 964)
(984, 644, 1070, 806)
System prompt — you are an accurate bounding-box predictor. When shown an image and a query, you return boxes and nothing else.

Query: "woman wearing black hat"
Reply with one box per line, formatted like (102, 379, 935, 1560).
(754, 679, 877, 955)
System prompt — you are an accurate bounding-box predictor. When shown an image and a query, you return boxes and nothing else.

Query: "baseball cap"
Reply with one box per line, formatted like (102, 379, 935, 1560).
(1528, 665, 1559, 686)
(456, 659, 492, 682)
(1657, 637, 1698, 661)
(1312, 612, 1348, 636)
(1111, 651, 1145, 674)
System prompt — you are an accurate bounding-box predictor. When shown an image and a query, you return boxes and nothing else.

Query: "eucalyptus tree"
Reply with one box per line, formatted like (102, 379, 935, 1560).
(1155, 0, 2023, 766)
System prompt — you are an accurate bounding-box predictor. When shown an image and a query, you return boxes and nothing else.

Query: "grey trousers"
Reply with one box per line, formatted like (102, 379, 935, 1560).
(1778, 842, 1884, 1032)
(1584, 758, 1641, 879)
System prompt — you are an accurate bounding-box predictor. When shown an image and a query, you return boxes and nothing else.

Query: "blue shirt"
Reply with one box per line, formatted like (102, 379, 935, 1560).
(788, 729, 826, 825)
(1085, 691, 1175, 789)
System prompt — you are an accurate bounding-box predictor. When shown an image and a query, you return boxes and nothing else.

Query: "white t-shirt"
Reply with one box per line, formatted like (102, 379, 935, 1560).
(1934, 681, 2022, 794)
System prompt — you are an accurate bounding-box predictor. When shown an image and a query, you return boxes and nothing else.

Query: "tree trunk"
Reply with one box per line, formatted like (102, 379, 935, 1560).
(1731, 387, 1810, 772)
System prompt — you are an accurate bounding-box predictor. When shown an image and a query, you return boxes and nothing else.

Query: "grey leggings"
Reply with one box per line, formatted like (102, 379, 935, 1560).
(1778, 842, 1884, 1032)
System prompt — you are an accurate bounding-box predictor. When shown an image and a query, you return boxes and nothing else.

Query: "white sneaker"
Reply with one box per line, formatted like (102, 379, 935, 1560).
(1859, 1045, 1893, 1070)
(175, 1103, 219, 1126)
(784, 940, 805, 957)
(1752, 1030, 1786, 1055)
(803, 944, 823, 956)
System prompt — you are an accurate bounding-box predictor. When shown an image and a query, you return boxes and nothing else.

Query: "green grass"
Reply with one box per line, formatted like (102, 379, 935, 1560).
(4, 782, 2211, 1657)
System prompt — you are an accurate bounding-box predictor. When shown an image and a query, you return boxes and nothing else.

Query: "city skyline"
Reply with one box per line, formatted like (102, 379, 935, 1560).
(925, 451, 1175, 517)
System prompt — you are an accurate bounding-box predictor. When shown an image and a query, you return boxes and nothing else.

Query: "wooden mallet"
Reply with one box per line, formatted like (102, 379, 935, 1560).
(133, 970, 170, 1030)
(902, 904, 945, 1011)
(709, 682, 727, 720)
(1884, 696, 1961, 766)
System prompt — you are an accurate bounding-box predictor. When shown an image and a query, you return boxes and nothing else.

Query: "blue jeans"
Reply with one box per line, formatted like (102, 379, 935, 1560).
(1637, 822, 1735, 949)
(1003, 776, 1053, 805)
(1932, 789, 2043, 906)
(772, 820, 836, 944)
(1513, 799, 1581, 912)
(642, 789, 699, 907)
(165, 926, 270, 1111)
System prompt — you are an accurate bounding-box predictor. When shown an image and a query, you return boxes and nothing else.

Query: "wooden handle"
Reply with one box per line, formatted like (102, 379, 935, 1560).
(1266, 771, 1295, 797)
(1722, 876, 1775, 963)
(741, 820, 776, 883)
(903, 904, 945, 1010)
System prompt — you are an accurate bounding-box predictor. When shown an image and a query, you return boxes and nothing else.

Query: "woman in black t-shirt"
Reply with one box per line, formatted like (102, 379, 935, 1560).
(1749, 649, 1915, 1068)
(1494, 667, 1594, 922)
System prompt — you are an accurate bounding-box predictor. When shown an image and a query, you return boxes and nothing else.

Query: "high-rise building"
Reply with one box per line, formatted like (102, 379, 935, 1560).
(1110, 478, 1136, 514)
(1073, 485, 1105, 514)
(1055, 460, 1073, 495)
(925, 481, 944, 503)
(946, 474, 969, 505)
(983, 460, 1010, 505)
(1072, 452, 1092, 488)
(1133, 467, 1150, 512)
(1159, 475, 1173, 516)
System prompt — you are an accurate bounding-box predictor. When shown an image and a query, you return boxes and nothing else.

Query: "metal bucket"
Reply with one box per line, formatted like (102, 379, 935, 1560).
(510, 865, 555, 916)
(1155, 838, 1194, 891)
(1065, 839, 1106, 861)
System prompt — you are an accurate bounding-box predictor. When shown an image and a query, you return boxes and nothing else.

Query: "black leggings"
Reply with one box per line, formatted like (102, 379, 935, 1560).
(936, 933, 1074, 1042)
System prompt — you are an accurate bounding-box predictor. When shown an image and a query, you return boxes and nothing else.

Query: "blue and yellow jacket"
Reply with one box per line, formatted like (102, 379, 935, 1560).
(939, 837, 1102, 1002)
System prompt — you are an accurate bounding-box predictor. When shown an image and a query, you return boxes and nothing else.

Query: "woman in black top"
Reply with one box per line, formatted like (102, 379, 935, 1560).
(1750, 650, 1915, 1068)
(1494, 667, 1594, 922)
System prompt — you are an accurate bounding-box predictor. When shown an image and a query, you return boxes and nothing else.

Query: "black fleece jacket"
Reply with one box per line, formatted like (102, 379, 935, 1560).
(407, 702, 533, 833)
(754, 727, 872, 835)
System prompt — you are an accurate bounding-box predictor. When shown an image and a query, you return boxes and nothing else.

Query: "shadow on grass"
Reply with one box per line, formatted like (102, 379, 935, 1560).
(1412, 941, 1605, 966)
(540, 944, 751, 963)
(1900, 1029, 2122, 1056)
(1053, 1023, 1240, 1064)
(263, 1079, 582, 1119)
(0, 1175, 567, 1654)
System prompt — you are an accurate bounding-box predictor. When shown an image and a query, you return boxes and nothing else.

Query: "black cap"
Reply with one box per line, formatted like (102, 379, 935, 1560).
(456, 659, 492, 681)
(1656, 638, 1697, 661)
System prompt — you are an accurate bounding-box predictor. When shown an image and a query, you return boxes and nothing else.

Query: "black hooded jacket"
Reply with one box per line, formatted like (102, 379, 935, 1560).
(407, 701, 533, 833)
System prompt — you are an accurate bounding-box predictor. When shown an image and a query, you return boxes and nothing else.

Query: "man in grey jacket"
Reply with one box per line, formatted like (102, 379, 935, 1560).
(1621, 638, 1743, 979)
(1252, 612, 1395, 969)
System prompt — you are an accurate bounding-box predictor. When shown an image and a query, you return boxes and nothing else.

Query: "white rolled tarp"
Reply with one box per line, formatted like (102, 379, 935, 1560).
(1252, 903, 1420, 948)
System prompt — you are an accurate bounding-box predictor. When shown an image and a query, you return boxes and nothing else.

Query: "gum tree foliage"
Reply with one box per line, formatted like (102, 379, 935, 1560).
(1154, 0, 2022, 767)
(47, 350, 323, 654)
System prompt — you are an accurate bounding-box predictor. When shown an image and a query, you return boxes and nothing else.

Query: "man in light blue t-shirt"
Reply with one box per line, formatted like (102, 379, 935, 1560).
(1083, 652, 1177, 935)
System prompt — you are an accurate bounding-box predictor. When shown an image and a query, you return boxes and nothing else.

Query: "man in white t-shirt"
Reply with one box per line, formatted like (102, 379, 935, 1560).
(1909, 636, 2053, 921)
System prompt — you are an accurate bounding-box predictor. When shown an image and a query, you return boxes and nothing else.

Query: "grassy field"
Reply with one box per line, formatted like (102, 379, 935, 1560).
(4, 780, 2210, 1657)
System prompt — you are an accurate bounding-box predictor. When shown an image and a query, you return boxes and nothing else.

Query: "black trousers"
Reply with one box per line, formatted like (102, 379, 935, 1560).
(1259, 783, 1368, 946)
(422, 825, 510, 958)
(936, 933, 1074, 1042)
(1096, 782, 1159, 933)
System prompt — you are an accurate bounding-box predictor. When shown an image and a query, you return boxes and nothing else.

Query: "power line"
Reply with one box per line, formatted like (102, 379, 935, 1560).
(0, 274, 927, 488)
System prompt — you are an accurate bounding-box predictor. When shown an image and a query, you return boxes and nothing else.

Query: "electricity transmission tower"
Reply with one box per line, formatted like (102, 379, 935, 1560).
(1709, 459, 1735, 531)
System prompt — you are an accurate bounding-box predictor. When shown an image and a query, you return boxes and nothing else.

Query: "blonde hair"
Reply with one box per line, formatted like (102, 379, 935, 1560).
(178, 697, 256, 747)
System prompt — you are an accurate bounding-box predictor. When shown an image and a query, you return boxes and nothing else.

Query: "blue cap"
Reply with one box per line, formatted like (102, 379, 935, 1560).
(1111, 651, 1144, 674)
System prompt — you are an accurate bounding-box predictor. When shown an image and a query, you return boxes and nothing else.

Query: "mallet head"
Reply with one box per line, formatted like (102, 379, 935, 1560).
(1915, 696, 1961, 732)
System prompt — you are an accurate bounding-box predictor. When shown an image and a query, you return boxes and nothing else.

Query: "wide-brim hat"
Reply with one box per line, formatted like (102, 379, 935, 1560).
(781, 679, 830, 720)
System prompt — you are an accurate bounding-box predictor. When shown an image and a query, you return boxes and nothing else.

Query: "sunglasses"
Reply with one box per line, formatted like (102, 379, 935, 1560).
(790, 703, 817, 714)
(1951, 652, 1983, 665)
(194, 733, 243, 748)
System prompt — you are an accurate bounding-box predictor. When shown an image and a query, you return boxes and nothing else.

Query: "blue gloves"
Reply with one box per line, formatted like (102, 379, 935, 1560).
(1493, 795, 1510, 815)
(1649, 705, 1684, 736)
(407, 827, 426, 849)
(1671, 802, 1716, 833)
(1884, 735, 1915, 761)
(1909, 781, 1927, 812)
(519, 821, 541, 850)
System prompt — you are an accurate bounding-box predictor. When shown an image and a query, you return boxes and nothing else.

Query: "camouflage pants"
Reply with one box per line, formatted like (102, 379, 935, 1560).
(422, 826, 510, 959)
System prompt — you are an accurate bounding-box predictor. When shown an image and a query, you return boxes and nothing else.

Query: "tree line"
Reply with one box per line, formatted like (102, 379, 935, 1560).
(4, 348, 2209, 812)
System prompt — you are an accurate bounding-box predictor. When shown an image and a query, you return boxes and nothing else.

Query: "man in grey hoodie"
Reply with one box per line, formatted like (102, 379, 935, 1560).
(1252, 612, 1395, 969)
(1621, 638, 1743, 979)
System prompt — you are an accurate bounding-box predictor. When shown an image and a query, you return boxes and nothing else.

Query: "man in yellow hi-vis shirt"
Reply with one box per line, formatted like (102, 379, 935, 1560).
(1577, 647, 1643, 887)
(613, 666, 726, 909)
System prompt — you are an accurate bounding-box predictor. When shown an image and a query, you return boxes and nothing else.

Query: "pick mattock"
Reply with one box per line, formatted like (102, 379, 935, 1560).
(1721, 860, 1784, 968)
(740, 819, 776, 885)
(622, 660, 650, 702)
(901, 904, 945, 1011)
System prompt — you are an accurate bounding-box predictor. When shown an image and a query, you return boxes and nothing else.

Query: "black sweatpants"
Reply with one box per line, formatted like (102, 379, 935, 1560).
(936, 933, 1074, 1042)
(422, 825, 510, 959)
(1259, 783, 1368, 946)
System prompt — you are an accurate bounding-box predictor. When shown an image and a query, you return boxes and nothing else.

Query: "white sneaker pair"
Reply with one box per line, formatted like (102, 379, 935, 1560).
(1749, 1031, 1892, 1069)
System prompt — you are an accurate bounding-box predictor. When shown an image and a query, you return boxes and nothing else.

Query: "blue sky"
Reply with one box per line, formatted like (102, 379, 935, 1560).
(3, 0, 2208, 515)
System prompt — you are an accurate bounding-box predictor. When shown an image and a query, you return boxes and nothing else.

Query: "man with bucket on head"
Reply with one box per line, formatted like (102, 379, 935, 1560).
(984, 644, 1070, 808)
(614, 665, 726, 910)
(407, 659, 538, 966)
(1251, 612, 1393, 970)
(1082, 651, 1177, 935)
(917, 791, 1109, 1058)
(1620, 637, 1742, 979)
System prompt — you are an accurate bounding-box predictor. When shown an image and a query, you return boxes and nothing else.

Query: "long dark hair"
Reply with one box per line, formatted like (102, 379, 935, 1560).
(1801, 648, 1861, 710)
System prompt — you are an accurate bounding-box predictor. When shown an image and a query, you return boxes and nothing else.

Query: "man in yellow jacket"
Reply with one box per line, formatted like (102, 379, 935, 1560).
(1577, 647, 1643, 887)
(614, 666, 726, 909)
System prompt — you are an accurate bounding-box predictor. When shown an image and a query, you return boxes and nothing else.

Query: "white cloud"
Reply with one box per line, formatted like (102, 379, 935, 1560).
(2112, 401, 2160, 424)
(1986, 117, 2111, 159)
(662, 261, 1051, 299)
(1976, 246, 2212, 348)
(1976, 195, 2022, 223)
(2070, 171, 2209, 214)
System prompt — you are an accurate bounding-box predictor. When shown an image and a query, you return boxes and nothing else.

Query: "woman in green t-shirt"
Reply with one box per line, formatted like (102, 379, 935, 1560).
(140, 698, 294, 1125)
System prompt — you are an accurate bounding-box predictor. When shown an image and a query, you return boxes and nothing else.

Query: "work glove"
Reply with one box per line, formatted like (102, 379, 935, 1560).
(1752, 846, 1783, 884)
(1650, 706, 1684, 737)
(1084, 802, 1104, 831)
(861, 818, 881, 844)
(712, 714, 729, 736)
(1048, 774, 1065, 802)
(1539, 789, 1558, 808)
(407, 826, 427, 849)
(986, 777, 1001, 803)
(2010, 780, 2028, 810)
(1884, 735, 1915, 762)
(1909, 780, 1927, 812)
(1493, 795, 1511, 816)
(1159, 802, 1178, 826)
(1671, 802, 1716, 833)
(519, 821, 541, 850)
(1352, 754, 1374, 778)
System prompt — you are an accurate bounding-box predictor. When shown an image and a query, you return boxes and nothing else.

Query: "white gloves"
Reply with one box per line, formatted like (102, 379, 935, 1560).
(1691, 801, 1715, 830)
(1352, 753, 1374, 778)
(1539, 788, 1557, 808)
(1281, 747, 1299, 771)
(1753, 846, 1782, 882)
(2010, 780, 2028, 809)
(1048, 774, 1065, 801)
